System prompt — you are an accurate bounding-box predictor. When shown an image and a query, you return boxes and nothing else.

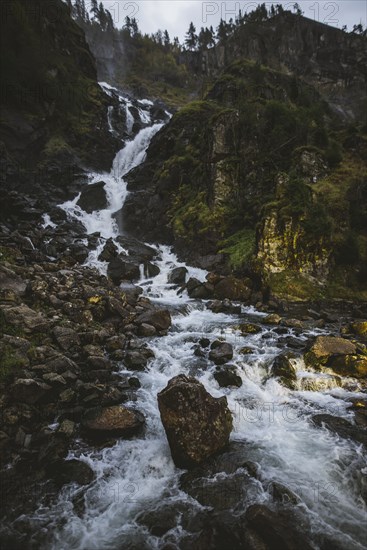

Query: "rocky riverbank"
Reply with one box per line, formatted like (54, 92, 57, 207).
(1, 208, 366, 548)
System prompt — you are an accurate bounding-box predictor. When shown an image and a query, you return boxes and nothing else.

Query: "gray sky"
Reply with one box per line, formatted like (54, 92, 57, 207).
(99, 1, 366, 41)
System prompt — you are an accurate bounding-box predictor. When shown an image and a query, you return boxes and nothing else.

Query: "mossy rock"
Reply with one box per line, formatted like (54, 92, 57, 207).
(270, 353, 297, 389)
(304, 336, 357, 369)
(349, 321, 367, 337)
(239, 323, 262, 335)
(326, 355, 367, 379)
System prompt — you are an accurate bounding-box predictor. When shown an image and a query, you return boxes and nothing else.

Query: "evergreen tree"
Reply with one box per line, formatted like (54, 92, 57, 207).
(155, 29, 163, 45)
(163, 29, 170, 49)
(90, 0, 99, 19)
(216, 19, 229, 43)
(131, 17, 139, 37)
(185, 22, 198, 50)
(173, 36, 180, 51)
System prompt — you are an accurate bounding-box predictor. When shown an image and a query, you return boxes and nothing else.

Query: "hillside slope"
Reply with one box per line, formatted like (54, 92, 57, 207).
(0, 0, 119, 207)
(122, 16, 367, 303)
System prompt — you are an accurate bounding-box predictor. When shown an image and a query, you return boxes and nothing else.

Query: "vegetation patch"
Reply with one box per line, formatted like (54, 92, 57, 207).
(218, 229, 256, 270)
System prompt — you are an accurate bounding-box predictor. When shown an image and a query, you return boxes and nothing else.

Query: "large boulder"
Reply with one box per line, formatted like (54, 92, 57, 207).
(2, 305, 49, 334)
(135, 308, 171, 332)
(305, 336, 356, 364)
(157, 375, 233, 469)
(347, 321, 367, 337)
(48, 459, 95, 486)
(209, 341, 233, 365)
(81, 405, 145, 440)
(77, 181, 108, 213)
(107, 258, 140, 284)
(304, 336, 367, 378)
(270, 353, 298, 389)
(214, 366, 242, 388)
(168, 267, 188, 286)
(213, 276, 251, 302)
(11, 379, 52, 405)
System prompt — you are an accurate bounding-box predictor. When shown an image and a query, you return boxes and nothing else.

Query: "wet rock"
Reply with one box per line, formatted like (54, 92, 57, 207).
(281, 336, 305, 350)
(145, 262, 160, 278)
(245, 504, 313, 550)
(268, 481, 301, 505)
(347, 321, 367, 337)
(81, 405, 145, 440)
(98, 238, 118, 262)
(239, 323, 262, 335)
(208, 299, 241, 314)
(297, 374, 342, 391)
(107, 258, 140, 284)
(263, 313, 282, 325)
(186, 277, 203, 295)
(137, 501, 207, 538)
(182, 470, 250, 511)
(304, 336, 366, 378)
(213, 276, 251, 302)
(209, 341, 233, 365)
(214, 366, 242, 388)
(186, 279, 213, 299)
(270, 353, 297, 389)
(76, 181, 107, 213)
(168, 267, 188, 285)
(199, 338, 210, 348)
(281, 318, 304, 329)
(137, 323, 157, 337)
(123, 349, 154, 370)
(57, 419, 75, 438)
(157, 375, 232, 468)
(347, 399, 367, 428)
(326, 354, 367, 379)
(116, 236, 157, 264)
(135, 308, 171, 332)
(48, 459, 95, 486)
(305, 336, 356, 366)
(239, 347, 254, 355)
(311, 414, 366, 447)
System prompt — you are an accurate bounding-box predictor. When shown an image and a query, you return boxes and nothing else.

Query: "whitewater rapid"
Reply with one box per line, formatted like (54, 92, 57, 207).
(38, 88, 367, 549)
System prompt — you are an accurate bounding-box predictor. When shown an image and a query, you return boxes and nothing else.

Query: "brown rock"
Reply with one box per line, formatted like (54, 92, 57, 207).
(157, 375, 232, 469)
(81, 405, 145, 440)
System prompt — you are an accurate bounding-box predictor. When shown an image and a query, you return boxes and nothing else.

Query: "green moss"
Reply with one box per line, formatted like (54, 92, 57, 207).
(0, 346, 18, 383)
(43, 135, 72, 158)
(0, 246, 17, 264)
(0, 310, 24, 338)
(268, 271, 323, 302)
(218, 229, 256, 269)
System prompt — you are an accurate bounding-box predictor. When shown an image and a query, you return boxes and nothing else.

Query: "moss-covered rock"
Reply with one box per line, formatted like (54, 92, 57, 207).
(304, 336, 367, 379)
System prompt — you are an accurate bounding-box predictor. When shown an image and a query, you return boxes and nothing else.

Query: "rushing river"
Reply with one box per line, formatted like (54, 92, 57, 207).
(34, 87, 367, 549)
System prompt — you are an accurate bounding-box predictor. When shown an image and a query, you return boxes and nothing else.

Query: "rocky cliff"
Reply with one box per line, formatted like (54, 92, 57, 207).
(0, 0, 120, 209)
(123, 17, 367, 302)
(201, 12, 367, 123)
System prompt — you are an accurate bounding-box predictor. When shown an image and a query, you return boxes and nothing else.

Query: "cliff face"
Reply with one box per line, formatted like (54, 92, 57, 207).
(123, 18, 367, 302)
(201, 13, 367, 123)
(0, 0, 120, 204)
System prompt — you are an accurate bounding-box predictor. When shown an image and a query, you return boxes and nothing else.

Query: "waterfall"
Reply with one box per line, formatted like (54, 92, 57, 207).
(32, 97, 367, 550)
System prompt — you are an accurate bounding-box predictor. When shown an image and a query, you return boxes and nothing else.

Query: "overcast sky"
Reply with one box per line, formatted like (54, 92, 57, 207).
(98, 1, 366, 41)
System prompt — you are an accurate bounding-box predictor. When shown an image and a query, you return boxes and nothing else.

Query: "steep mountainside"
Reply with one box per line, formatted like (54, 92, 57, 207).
(123, 17, 367, 302)
(0, 0, 119, 207)
(201, 12, 367, 123)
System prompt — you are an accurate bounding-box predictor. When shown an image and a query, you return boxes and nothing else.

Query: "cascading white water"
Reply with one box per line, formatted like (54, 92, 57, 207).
(60, 122, 163, 274)
(38, 97, 366, 550)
